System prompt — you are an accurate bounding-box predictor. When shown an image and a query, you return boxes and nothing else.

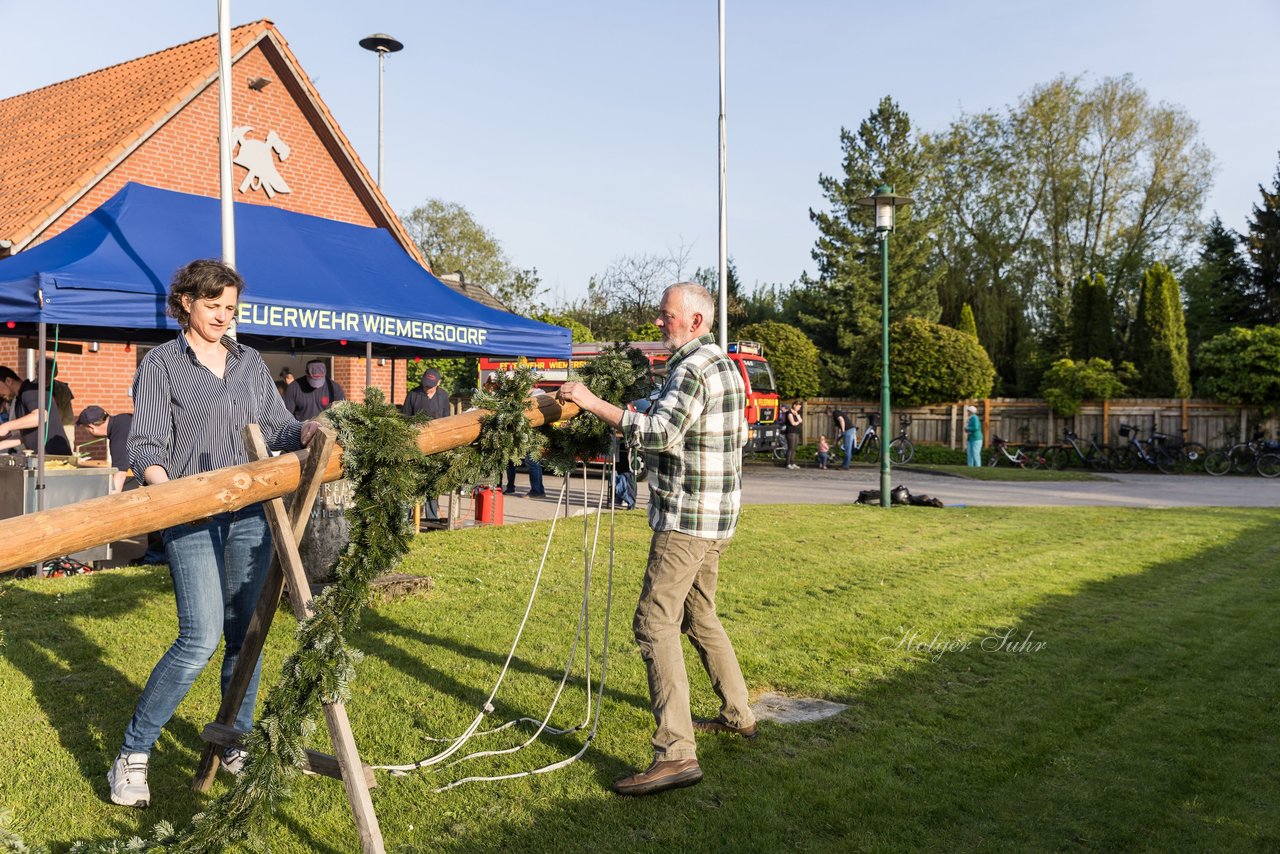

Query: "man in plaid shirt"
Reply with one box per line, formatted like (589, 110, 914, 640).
(558, 282, 757, 796)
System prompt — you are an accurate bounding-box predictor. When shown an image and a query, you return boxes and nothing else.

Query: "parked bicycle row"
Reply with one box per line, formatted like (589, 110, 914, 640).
(988, 423, 1280, 477)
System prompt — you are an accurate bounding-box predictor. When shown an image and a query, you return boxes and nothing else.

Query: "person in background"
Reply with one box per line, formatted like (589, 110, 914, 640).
(614, 440, 638, 510)
(108, 259, 322, 810)
(283, 359, 345, 420)
(79, 405, 166, 564)
(0, 365, 73, 455)
(506, 453, 546, 497)
(816, 435, 830, 470)
(784, 400, 804, 469)
(402, 367, 450, 419)
(557, 281, 756, 797)
(832, 409, 856, 470)
(76, 405, 134, 494)
(278, 366, 295, 386)
(965, 404, 983, 466)
(403, 367, 451, 521)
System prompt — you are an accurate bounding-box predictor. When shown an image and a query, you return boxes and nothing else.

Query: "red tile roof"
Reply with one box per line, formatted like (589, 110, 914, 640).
(0, 20, 422, 265)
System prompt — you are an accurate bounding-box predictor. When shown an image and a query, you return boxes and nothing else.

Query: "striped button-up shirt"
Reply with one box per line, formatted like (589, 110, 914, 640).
(620, 334, 748, 539)
(129, 333, 304, 483)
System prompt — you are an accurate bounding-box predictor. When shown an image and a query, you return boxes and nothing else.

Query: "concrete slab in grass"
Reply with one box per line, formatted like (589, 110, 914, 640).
(751, 692, 849, 724)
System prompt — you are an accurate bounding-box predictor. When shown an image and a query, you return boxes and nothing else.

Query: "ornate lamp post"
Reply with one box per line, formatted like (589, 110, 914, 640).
(854, 184, 912, 508)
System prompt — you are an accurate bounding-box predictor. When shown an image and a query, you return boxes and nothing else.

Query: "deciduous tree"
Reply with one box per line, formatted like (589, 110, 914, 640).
(401, 199, 541, 313)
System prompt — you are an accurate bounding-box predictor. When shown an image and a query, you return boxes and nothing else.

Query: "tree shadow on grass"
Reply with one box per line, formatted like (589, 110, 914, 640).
(0, 568, 214, 846)
(418, 515, 1280, 853)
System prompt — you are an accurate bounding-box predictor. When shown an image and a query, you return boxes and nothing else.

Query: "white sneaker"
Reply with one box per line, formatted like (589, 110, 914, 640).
(107, 751, 150, 808)
(222, 748, 247, 776)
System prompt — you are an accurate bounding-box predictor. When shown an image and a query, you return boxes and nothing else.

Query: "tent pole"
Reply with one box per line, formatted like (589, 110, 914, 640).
(365, 342, 373, 394)
(35, 320, 46, 517)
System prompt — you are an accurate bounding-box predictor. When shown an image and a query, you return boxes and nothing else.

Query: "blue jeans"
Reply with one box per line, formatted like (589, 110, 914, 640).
(506, 457, 545, 494)
(967, 439, 983, 467)
(121, 505, 273, 754)
(840, 427, 857, 467)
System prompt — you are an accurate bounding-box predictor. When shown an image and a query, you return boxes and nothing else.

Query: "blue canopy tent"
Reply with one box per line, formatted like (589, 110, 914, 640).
(0, 182, 570, 521)
(0, 182, 570, 358)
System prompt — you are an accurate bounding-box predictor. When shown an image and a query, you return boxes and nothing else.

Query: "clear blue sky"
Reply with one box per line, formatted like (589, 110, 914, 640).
(3, 0, 1277, 307)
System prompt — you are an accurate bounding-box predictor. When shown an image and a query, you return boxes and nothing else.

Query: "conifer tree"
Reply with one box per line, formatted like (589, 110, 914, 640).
(801, 95, 941, 394)
(1244, 156, 1280, 325)
(1183, 216, 1255, 357)
(1130, 263, 1191, 397)
(1068, 272, 1115, 360)
(958, 303, 978, 337)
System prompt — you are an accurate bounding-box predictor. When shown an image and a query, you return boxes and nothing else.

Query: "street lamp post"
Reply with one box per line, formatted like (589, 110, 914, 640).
(359, 33, 403, 391)
(855, 184, 912, 508)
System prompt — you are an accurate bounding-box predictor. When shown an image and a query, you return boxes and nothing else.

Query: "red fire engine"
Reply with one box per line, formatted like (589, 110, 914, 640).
(478, 340, 785, 456)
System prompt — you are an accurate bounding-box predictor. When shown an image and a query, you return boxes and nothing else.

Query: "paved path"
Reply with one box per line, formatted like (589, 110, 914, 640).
(495, 463, 1280, 526)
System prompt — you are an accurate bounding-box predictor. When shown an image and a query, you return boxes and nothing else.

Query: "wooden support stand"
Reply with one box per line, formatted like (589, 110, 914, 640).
(191, 425, 385, 853)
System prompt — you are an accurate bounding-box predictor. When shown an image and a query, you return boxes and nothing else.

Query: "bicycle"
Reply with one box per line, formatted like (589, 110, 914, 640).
(1108, 422, 1176, 473)
(987, 434, 1046, 468)
(1204, 428, 1280, 477)
(1150, 426, 1209, 474)
(887, 415, 916, 464)
(808, 413, 887, 466)
(1044, 428, 1110, 471)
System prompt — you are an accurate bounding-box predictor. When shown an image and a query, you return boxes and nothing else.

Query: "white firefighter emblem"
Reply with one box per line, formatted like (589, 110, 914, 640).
(231, 126, 292, 198)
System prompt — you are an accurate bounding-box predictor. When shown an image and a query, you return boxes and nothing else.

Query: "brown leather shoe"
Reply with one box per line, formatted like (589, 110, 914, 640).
(612, 758, 703, 796)
(692, 717, 759, 739)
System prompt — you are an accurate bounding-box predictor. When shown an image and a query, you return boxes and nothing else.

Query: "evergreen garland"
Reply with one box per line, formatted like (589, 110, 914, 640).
(56, 362, 628, 852)
(542, 345, 651, 474)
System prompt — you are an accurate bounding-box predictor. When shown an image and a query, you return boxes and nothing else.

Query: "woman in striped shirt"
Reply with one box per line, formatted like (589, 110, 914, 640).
(108, 260, 321, 809)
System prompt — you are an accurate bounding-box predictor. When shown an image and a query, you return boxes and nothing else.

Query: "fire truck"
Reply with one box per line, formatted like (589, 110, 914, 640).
(478, 340, 785, 456)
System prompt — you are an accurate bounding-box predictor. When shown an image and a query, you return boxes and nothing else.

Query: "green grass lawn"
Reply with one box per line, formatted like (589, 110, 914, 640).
(2, 505, 1278, 852)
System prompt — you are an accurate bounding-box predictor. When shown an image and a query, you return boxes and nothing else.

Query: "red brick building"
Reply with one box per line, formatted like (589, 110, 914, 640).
(0, 20, 434, 439)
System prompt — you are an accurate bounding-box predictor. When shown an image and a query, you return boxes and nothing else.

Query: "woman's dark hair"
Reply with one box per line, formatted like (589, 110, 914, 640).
(167, 259, 245, 328)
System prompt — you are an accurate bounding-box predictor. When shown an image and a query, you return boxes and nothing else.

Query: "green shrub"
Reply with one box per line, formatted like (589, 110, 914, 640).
(1039, 357, 1134, 416)
(739, 321, 821, 399)
(1196, 325, 1280, 410)
(850, 317, 996, 406)
(906, 443, 968, 465)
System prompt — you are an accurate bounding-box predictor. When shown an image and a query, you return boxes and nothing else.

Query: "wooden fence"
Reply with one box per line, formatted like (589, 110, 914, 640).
(792, 398, 1280, 450)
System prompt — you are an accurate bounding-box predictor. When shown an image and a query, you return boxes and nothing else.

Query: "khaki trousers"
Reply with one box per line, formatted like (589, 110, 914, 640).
(633, 529, 755, 761)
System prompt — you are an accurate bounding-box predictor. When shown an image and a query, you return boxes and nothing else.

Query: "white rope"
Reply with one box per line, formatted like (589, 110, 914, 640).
(430, 462, 607, 775)
(373, 470, 575, 773)
(374, 452, 618, 780)
(434, 449, 618, 792)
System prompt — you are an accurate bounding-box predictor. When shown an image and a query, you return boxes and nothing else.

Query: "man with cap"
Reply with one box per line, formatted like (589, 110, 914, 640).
(403, 367, 452, 521)
(402, 367, 451, 419)
(77, 406, 135, 494)
(284, 359, 345, 421)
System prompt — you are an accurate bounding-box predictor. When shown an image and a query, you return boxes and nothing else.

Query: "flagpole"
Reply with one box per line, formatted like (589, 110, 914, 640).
(717, 0, 728, 350)
(217, 0, 237, 309)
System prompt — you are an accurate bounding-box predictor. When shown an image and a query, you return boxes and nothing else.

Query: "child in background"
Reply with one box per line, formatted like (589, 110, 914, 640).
(816, 435, 830, 469)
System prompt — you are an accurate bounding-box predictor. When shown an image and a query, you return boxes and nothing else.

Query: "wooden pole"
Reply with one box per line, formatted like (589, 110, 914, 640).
(0, 396, 580, 573)
(244, 424, 385, 853)
(191, 426, 337, 792)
